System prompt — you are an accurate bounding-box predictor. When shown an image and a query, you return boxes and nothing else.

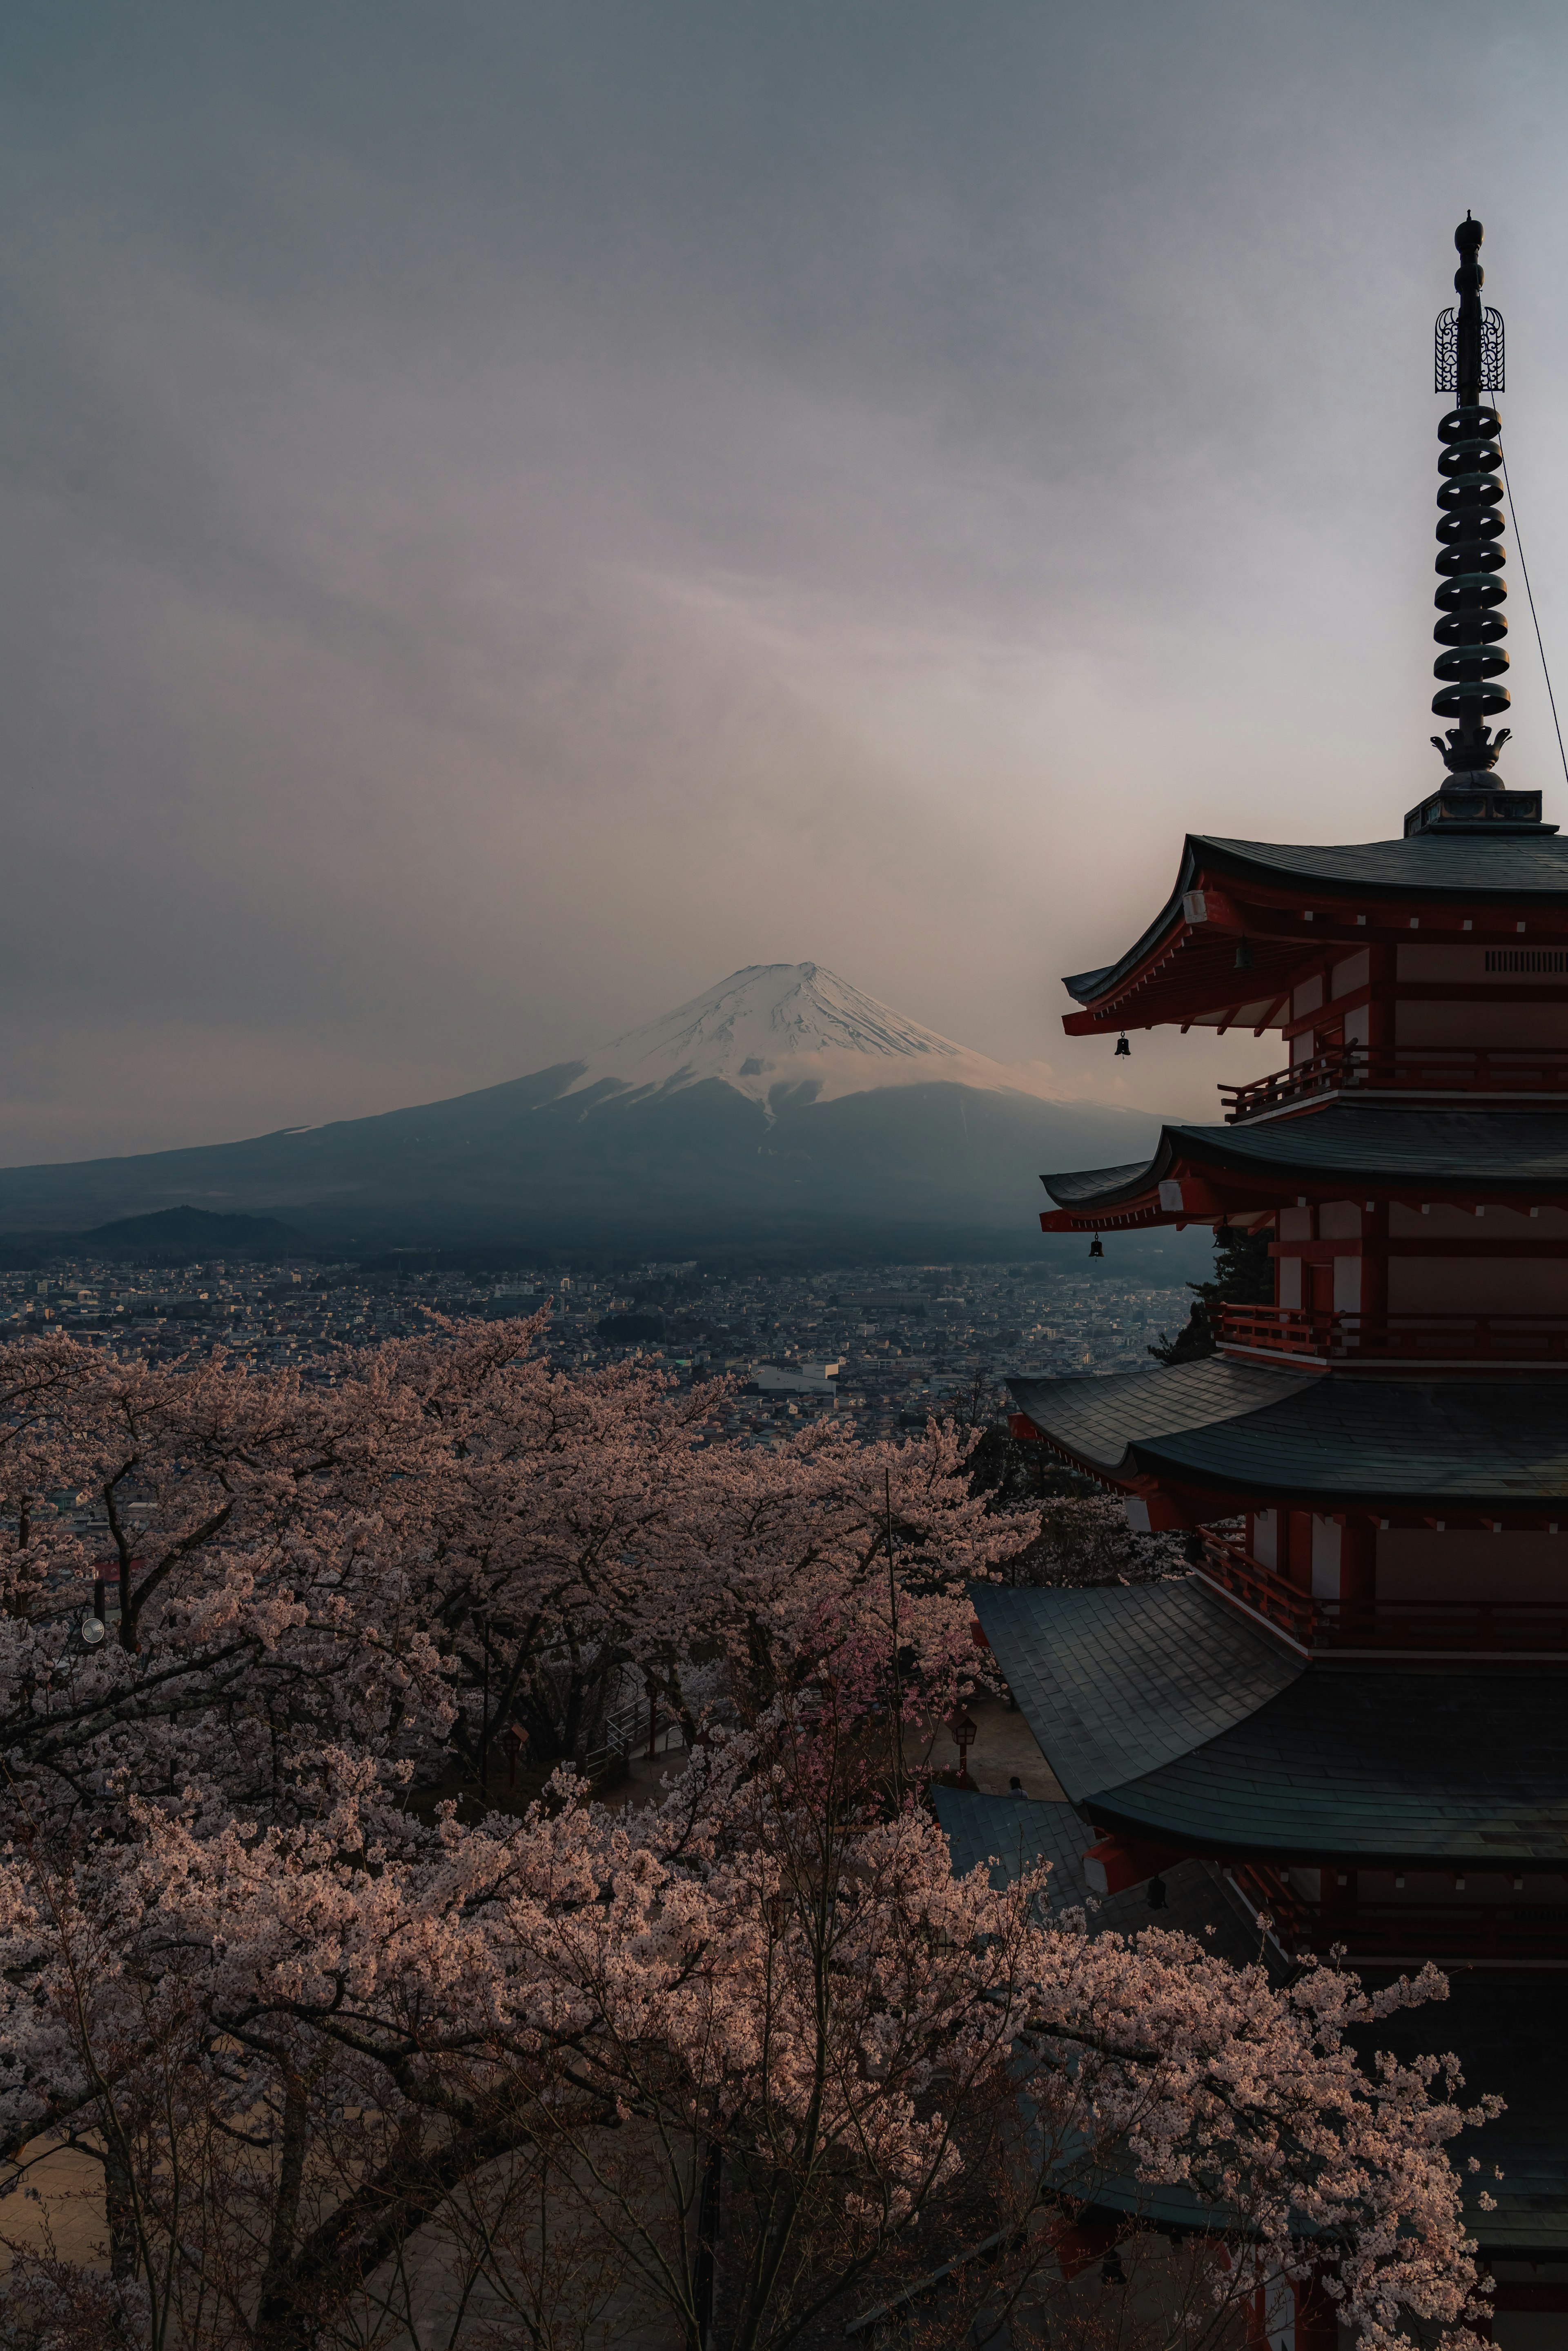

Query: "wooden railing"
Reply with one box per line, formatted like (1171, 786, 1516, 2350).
(1228, 1863, 1568, 1965)
(1221, 1043, 1568, 1123)
(1196, 1530, 1568, 1654)
(1219, 1303, 1568, 1366)
(1196, 1529, 1316, 1643)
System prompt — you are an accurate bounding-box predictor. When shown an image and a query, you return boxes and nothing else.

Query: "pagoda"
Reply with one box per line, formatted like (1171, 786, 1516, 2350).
(978, 218, 1568, 2324)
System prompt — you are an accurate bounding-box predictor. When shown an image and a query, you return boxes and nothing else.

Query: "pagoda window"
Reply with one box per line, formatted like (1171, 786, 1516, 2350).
(1292, 975, 1324, 1019)
(1395, 944, 1560, 981)
(1331, 949, 1371, 998)
(1252, 1507, 1277, 1569)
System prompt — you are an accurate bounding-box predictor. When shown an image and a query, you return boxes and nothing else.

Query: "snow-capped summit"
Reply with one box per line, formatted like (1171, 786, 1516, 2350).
(562, 962, 1050, 1110)
(0, 958, 1176, 1254)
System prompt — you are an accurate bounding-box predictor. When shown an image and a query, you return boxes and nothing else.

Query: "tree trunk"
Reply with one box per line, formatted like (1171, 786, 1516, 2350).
(104, 2143, 138, 2284)
(694, 2137, 724, 2350)
(254, 2076, 311, 2351)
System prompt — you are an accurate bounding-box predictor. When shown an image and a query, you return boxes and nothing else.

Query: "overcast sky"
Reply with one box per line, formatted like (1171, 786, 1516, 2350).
(6, 0, 1568, 1163)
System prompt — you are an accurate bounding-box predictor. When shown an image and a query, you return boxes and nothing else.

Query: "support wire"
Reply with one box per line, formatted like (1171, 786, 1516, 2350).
(1497, 413, 1568, 792)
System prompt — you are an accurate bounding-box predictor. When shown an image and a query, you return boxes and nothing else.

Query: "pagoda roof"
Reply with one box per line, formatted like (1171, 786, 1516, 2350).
(929, 1785, 1095, 1909)
(1006, 1358, 1568, 1509)
(932, 1781, 1568, 2257)
(1063, 830, 1568, 1033)
(930, 1786, 1283, 1969)
(972, 1578, 1568, 1866)
(1042, 1104, 1568, 1221)
(1366, 1977, 1568, 2258)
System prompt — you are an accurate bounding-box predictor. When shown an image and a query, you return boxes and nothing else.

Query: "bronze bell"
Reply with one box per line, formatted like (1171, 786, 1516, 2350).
(1115, 1032, 1131, 1057)
(1088, 1235, 1104, 1259)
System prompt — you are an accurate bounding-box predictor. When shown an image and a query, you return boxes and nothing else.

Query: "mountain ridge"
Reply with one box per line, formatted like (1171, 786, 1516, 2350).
(0, 964, 1165, 1256)
(559, 962, 1058, 1114)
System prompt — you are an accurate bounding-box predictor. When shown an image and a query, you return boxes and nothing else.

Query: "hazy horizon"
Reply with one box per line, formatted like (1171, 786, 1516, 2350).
(7, 1, 1568, 1168)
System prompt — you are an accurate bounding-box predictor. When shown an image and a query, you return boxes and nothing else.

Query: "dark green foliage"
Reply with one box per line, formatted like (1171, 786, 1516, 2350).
(597, 1311, 665, 1340)
(1148, 1222, 1273, 1364)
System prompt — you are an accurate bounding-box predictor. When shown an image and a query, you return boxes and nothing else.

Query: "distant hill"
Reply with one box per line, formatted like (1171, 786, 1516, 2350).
(0, 965, 1187, 1267)
(0, 1205, 309, 1268)
(78, 1207, 308, 1259)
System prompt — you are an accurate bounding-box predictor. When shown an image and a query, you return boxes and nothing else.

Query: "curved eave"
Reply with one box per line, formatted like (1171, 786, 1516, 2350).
(1040, 1107, 1568, 1225)
(1090, 1714, 1568, 1869)
(973, 1581, 1568, 1868)
(1062, 830, 1568, 1032)
(1006, 1362, 1568, 1511)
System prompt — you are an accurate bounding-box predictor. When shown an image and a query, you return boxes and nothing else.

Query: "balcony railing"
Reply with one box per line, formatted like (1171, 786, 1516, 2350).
(1219, 1302, 1568, 1366)
(1197, 1529, 1316, 1643)
(1221, 1043, 1568, 1123)
(1229, 1863, 1568, 1965)
(1196, 1529, 1568, 1655)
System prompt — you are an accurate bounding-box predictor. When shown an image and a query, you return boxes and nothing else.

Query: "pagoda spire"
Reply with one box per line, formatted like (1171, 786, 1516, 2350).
(1430, 214, 1510, 788)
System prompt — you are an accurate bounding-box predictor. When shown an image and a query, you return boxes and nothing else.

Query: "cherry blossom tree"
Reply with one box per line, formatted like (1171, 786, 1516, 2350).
(0, 1318, 1013, 1832)
(0, 1323, 1495, 2350)
(0, 1708, 1492, 2351)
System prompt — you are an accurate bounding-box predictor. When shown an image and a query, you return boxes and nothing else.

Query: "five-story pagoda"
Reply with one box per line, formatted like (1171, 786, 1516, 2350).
(980, 217, 1568, 2310)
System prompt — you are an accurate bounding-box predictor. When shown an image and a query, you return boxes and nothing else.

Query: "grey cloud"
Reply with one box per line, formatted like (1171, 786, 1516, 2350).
(5, 0, 1568, 1161)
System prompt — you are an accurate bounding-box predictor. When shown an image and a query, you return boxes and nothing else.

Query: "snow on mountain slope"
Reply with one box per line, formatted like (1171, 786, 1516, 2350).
(561, 963, 1054, 1111)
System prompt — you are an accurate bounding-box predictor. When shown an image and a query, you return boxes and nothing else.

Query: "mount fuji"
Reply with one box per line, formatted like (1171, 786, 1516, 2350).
(559, 963, 1062, 1112)
(0, 964, 1172, 1259)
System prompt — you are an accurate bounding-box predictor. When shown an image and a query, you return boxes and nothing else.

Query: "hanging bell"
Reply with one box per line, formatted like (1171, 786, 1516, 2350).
(1234, 938, 1255, 972)
(1088, 1235, 1104, 1259)
(1114, 1032, 1131, 1058)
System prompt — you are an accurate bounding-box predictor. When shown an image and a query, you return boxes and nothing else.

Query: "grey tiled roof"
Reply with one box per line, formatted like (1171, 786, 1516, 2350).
(1042, 1106, 1568, 1211)
(931, 1802, 1567, 2254)
(1006, 1358, 1314, 1476)
(1200, 831, 1568, 894)
(971, 1580, 1303, 1804)
(1008, 1362, 1568, 1508)
(1063, 829, 1568, 1007)
(1134, 1375, 1568, 1507)
(1368, 1975, 1568, 2257)
(929, 1785, 1093, 1912)
(930, 1787, 1281, 1971)
(1102, 1667, 1568, 1865)
(1088, 1963, 1568, 2255)
(951, 1638, 1568, 2255)
(1047, 1158, 1158, 1205)
(975, 1581, 1568, 1866)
